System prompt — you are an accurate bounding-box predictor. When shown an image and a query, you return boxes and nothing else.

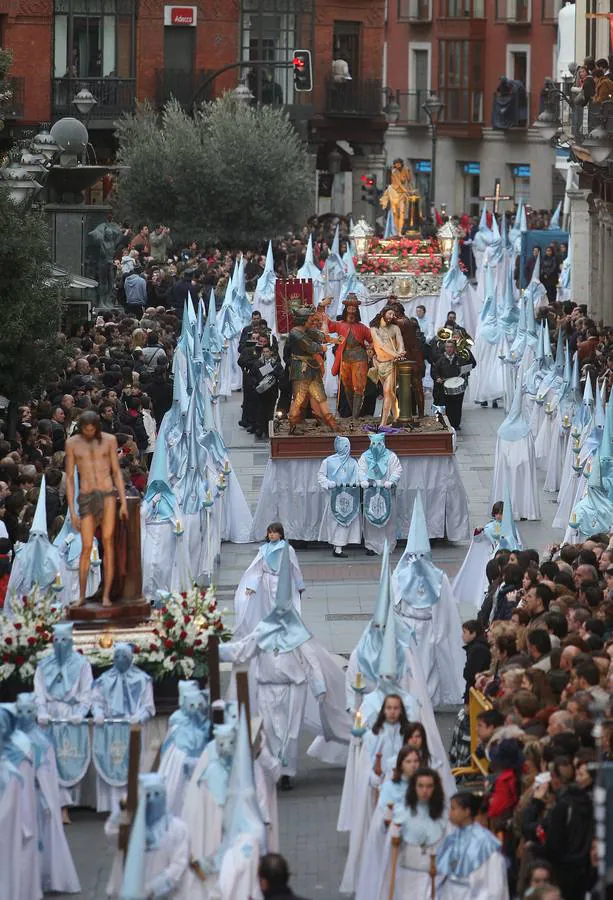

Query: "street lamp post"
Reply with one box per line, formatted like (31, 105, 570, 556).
(422, 91, 444, 220)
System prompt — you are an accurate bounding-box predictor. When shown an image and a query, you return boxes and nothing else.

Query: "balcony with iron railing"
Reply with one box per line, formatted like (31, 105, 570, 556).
(538, 82, 613, 152)
(495, 0, 531, 24)
(324, 76, 382, 117)
(491, 88, 531, 129)
(397, 0, 432, 22)
(52, 76, 135, 120)
(392, 90, 430, 124)
(0, 76, 25, 118)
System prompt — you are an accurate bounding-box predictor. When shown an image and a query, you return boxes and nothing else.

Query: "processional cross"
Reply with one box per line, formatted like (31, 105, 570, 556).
(479, 180, 513, 215)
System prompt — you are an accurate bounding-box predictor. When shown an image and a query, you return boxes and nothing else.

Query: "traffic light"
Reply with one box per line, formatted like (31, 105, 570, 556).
(293, 49, 313, 92)
(361, 173, 378, 205)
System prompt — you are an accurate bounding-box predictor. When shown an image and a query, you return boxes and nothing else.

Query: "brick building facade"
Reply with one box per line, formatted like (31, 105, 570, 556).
(1, 0, 387, 219)
(383, 0, 565, 217)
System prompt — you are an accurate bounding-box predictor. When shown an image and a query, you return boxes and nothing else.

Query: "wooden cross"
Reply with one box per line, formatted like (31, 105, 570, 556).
(118, 725, 142, 859)
(479, 180, 513, 215)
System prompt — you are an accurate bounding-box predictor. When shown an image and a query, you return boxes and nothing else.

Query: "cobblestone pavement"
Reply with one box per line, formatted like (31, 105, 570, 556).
(57, 394, 562, 899)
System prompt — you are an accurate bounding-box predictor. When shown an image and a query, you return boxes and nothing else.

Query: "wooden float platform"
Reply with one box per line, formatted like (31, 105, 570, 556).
(269, 416, 454, 459)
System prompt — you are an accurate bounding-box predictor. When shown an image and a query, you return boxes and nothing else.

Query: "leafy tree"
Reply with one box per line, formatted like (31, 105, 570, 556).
(0, 49, 62, 423)
(0, 190, 63, 405)
(114, 94, 314, 246)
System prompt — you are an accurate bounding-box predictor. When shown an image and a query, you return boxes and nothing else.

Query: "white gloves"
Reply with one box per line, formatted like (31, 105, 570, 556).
(38, 712, 50, 727)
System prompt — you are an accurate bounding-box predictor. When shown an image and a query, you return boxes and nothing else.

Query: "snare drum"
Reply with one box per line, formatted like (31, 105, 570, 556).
(443, 376, 466, 396)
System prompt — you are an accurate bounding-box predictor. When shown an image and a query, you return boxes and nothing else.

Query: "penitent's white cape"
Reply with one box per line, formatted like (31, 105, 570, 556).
(451, 532, 493, 617)
(393, 575, 464, 708)
(490, 434, 541, 521)
(37, 741, 81, 893)
(437, 850, 509, 900)
(232, 544, 304, 641)
(105, 814, 190, 899)
(221, 633, 351, 775)
(0, 772, 23, 900)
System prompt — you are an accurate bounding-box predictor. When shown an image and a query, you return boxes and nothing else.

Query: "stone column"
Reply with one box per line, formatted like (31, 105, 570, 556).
(567, 188, 594, 314)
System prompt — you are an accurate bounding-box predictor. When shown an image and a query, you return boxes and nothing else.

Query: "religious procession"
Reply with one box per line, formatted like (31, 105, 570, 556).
(0, 182, 611, 900)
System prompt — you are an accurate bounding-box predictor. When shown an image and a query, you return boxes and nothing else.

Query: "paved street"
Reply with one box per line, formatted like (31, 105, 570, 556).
(58, 394, 564, 899)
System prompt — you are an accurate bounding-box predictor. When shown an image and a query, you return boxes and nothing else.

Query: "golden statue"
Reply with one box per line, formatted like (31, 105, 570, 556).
(380, 159, 421, 235)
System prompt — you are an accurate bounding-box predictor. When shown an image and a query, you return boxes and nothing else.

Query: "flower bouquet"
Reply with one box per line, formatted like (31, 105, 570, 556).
(0, 587, 63, 686)
(89, 585, 230, 681)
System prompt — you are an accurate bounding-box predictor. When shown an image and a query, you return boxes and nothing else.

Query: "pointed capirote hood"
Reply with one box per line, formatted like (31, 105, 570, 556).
(331, 223, 341, 257)
(498, 379, 531, 442)
(499, 264, 519, 341)
(255, 240, 276, 301)
(508, 294, 527, 361)
(523, 275, 539, 347)
(31, 475, 48, 536)
(560, 240, 572, 290)
(553, 328, 565, 373)
(373, 539, 391, 627)
(392, 492, 444, 609)
(378, 582, 399, 680)
(442, 238, 468, 296)
(144, 437, 175, 521)
(405, 491, 431, 556)
(219, 706, 266, 861)
(478, 204, 490, 233)
(549, 201, 562, 230)
(119, 774, 148, 899)
(498, 483, 523, 551)
(500, 210, 510, 250)
(571, 448, 613, 538)
(203, 290, 224, 354)
(478, 260, 500, 344)
(297, 234, 324, 284)
(255, 542, 312, 653)
(543, 318, 553, 363)
(601, 397, 613, 463)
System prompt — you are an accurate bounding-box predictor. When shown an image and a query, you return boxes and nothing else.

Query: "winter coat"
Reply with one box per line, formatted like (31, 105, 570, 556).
(463, 635, 491, 703)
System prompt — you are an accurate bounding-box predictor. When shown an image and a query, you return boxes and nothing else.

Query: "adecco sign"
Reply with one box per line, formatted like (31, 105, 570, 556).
(164, 5, 197, 25)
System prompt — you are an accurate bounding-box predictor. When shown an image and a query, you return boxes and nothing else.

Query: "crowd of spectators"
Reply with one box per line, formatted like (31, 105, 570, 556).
(451, 536, 613, 900)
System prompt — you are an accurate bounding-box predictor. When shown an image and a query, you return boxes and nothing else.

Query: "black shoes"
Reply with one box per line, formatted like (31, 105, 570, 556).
(365, 548, 376, 556)
(333, 549, 348, 558)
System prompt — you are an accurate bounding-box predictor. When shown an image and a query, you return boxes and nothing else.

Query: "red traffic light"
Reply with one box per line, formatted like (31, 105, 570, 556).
(293, 57, 305, 69)
(361, 175, 375, 187)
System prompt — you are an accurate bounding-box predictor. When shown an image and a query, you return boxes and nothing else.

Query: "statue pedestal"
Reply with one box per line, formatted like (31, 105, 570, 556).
(68, 497, 150, 627)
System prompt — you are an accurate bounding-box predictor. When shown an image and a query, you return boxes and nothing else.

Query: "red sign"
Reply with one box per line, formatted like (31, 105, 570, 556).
(170, 6, 194, 24)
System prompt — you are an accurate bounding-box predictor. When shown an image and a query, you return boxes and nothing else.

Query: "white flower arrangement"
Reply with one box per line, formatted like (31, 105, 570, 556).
(87, 585, 229, 680)
(0, 587, 63, 684)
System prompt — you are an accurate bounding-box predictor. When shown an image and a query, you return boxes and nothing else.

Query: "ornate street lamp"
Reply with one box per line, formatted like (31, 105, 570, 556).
(350, 216, 374, 260)
(422, 91, 444, 218)
(32, 127, 60, 161)
(437, 219, 462, 260)
(232, 83, 254, 104)
(73, 86, 97, 119)
(384, 99, 401, 125)
(0, 161, 43, 204)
